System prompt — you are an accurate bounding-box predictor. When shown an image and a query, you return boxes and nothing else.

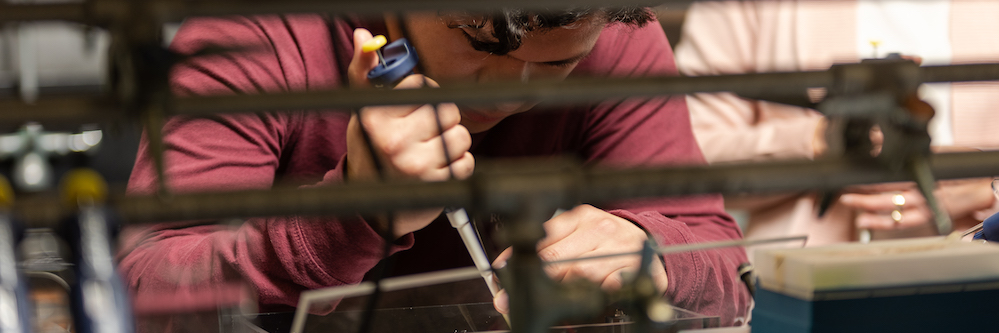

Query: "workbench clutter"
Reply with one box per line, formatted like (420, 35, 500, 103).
(752, 237, 999, 332)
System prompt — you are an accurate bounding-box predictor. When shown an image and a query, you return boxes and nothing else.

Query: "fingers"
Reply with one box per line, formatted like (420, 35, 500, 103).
(556, 253, 635, 289)
(842, 190, 934, 230)
(869, 125, 884, 152)
(348, 28, 380, 88)
(489, 206, 670, 304)
(360, 103, 462, 141)
(535, 205, 597, 249)
(409, 151, 473, 182)
(840, 190, 924, 212)
(396, 74, 441, 89)
(856, 207, 932, 229)
(493, 289, 509, 314)
(537, 206, 661, 290)
(355, 100, 469, 180)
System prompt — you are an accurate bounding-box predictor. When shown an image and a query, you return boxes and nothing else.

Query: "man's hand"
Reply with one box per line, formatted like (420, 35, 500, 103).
(491, 205, 668, 313)
(345, 29, 475, 238)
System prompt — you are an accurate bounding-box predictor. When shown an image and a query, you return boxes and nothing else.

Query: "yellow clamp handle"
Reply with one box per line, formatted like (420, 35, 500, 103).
(361, 35, 388, 53)
(0, 176, 14, 208)
(61, 169, 107, 207)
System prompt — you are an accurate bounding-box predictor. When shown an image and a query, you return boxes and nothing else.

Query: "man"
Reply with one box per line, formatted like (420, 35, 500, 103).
(120, 9, 750, 326)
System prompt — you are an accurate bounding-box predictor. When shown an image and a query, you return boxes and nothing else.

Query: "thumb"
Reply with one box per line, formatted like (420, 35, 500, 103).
(493, 289, 509, 314)
(348, 28, 380, 88)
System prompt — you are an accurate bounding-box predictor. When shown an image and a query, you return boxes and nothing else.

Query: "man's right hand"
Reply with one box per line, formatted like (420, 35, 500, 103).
(344, 28, 475, 239)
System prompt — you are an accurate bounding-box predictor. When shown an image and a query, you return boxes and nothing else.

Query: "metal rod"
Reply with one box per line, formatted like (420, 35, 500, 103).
(0, 0, 677, 24)
(1, 62, 998, 126)
(0, 4, 90, 23)
(920, 63, 999, 84)
(170, 71, 835, 116)
(12, 151, 999, 228)
(0, 97, 120, 125)
(547, 235, 808, 265)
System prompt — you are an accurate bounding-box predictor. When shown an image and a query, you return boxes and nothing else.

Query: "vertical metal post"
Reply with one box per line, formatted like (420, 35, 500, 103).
(0, 210, 32, 333)
(16, 22, 37, 103)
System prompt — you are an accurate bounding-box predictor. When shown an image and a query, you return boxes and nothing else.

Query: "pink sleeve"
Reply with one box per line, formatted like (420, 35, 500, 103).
(117, 15, 412, 312)
(675, 1, 824, 164)
(577, 20, 751, 325)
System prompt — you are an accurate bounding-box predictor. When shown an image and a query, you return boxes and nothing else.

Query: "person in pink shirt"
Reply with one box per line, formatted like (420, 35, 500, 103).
(675, 0, 999, 250)
(120, 9, 752, 327)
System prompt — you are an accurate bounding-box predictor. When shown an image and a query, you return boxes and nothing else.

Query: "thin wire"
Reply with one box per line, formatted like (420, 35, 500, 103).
(353, 125, 398, 333)
(961, 222, 984, 238)
(355, 14, 443, 333)
(545, 235, 809, 266)
(351, 46, 397, 333)
(395, 15, 457, 179)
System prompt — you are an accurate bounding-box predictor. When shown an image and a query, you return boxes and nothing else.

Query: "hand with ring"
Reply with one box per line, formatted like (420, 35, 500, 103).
(890, 193, 905, 224)
(839, 187, 931, 230)
(839, 178, 997, 232)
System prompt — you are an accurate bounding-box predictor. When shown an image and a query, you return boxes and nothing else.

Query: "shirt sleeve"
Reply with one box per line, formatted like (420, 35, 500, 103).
(674, 1, 825, 164)
(117, 15, 412, 313)
(575, 19, 751, 326)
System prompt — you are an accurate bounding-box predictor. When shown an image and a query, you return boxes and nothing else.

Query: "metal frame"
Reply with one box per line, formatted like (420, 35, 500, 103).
(9, 150, 997, 229)
(4, 1, 999, 333)
(2, 63, 999, 124)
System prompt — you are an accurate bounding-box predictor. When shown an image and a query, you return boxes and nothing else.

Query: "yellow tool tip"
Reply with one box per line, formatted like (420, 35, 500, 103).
(61, 169, 107, 207)
(361, 35, 388, 53)
(0, 176, 14, 207)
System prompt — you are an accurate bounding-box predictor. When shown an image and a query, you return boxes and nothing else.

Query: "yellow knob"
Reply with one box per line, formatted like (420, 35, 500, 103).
(61, 169, 107, 207)
(0, 176, 14, 207)
(361, 35, 388, 53)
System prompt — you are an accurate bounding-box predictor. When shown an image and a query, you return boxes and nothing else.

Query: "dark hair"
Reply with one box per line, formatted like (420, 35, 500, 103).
(447, 7, 654, 55)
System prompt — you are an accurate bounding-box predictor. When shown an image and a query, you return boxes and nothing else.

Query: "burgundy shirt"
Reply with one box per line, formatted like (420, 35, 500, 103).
(120, 14, 751, 325)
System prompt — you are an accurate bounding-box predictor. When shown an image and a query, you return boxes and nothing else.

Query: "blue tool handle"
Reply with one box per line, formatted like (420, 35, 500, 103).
(974, 212, 999, 241)
(64, 207, 135, 333)
(0, 214, 31, 333)
(366, 38, 419, 87)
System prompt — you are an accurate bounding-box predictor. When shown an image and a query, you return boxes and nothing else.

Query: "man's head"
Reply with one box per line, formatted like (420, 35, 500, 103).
(394, 8, 654, 133)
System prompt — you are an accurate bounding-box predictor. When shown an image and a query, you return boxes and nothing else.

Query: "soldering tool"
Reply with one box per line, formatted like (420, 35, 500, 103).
(61, 170, 135, 333)
(361, 35, 503, 301)
(361, 35, 419, 87)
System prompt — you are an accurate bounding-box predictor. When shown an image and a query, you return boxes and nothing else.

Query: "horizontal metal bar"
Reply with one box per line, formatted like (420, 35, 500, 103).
(0, 71, 834, 125)
(0, 4, 90, 23)
(0, 96, 121, 126)
(0, 0, 677, 24)
(920, 63, 999, 84)
(169, 0, 668, 20)
(3, 63, 999, 127)
(172, 71, 836, 116)
(548, 236, 808, 265)
(13, 151, 999, 228)
(17, 177, 474, 229)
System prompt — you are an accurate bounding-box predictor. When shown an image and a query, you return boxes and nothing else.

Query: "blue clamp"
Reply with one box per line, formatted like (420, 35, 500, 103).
(367, 38, 419, 86)
(974, 212, 999, 241)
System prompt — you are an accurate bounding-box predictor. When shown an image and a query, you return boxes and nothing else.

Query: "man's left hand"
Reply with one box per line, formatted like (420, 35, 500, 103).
(492, 205, 668, 313)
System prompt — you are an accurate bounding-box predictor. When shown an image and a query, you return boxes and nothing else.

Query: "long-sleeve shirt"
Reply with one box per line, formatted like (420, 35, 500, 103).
(119, 14, 751, 325)
(675, 0, 999, 247)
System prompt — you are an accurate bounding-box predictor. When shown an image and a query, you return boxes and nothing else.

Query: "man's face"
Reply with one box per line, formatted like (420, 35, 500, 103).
(402, 13, 606, 133)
